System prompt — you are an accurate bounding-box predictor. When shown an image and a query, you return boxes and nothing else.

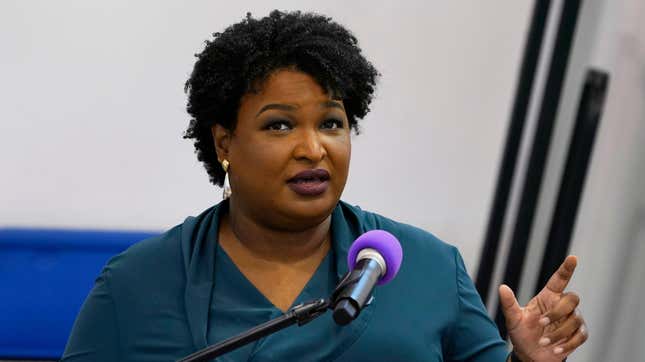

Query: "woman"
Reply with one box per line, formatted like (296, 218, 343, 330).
(62, 10, 587, 361)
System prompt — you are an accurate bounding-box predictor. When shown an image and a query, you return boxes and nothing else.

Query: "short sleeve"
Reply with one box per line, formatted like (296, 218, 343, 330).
(445, 249, 508, 362)
(61, 268, 120, 362)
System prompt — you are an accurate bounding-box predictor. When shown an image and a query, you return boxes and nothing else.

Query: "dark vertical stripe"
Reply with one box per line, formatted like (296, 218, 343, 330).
(534, 69, 609, 294)
(495, 0, 583, 338)
(475, 0, 552, 302)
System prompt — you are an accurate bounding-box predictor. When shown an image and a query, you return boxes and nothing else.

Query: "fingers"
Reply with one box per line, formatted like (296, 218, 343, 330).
(552, 319, 588, 356)
(541, 292, 580, 324)
(544, 255, 577, 293)
(498, 284, 523, 330)
(539, 309, 584, 347)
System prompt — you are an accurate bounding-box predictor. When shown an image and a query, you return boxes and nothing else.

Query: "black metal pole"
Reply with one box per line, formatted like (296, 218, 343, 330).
(476, 0, 552, 303)
(534, 69, 609, 295)
(495, 0, 583, 338)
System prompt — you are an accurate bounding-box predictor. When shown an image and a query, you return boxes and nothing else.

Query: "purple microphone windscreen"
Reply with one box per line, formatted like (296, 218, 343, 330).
(347, 230, 403, 285)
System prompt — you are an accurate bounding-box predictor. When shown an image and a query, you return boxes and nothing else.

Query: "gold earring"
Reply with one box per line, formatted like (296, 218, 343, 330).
(221, 160, 232, 199)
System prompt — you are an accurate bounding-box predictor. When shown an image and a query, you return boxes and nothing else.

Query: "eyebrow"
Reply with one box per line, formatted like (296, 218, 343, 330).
(255, 101, 345, 117)
(321, 100, 345, 111)
(256, 104, 298, 117)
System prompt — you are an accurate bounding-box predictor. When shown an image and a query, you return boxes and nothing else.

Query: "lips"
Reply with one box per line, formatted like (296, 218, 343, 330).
(287, 169, 330, 196)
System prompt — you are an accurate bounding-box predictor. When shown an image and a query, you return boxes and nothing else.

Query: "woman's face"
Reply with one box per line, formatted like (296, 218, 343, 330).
(214, 69, 351, 230)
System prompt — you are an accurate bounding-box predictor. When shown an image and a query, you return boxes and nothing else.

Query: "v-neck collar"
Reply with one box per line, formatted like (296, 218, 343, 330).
(212, 238, 335, 313)
(180, 200, 373, 355)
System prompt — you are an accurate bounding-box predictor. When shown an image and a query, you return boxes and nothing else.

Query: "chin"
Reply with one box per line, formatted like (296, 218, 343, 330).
(278, 194, 339, 229)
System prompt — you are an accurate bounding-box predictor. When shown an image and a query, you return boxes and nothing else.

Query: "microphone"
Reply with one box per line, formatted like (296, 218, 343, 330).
(332, 230, 403, 325)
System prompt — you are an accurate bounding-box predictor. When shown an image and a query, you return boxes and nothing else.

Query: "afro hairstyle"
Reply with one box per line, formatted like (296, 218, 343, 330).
(184, 10, 379, 186)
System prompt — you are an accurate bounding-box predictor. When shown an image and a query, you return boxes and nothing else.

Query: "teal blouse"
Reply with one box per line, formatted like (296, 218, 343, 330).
(62, 201, 508, 361)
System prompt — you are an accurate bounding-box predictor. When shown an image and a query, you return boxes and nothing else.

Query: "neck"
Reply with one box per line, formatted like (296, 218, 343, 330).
(220, 201, 332, 264)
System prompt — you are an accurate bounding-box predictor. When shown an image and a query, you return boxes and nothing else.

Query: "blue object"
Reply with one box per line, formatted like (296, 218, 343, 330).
(0, 228, 157, 360)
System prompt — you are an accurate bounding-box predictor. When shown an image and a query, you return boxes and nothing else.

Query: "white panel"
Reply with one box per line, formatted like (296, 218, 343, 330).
(0, 0, 532, 271)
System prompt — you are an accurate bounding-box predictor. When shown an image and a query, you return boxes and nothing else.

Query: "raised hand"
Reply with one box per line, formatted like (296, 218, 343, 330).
(499, 255, 588, 361)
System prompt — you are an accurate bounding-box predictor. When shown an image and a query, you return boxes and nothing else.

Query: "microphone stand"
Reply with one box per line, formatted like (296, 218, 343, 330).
(177, 272, 360, 362)
(177, 298, 329, 362)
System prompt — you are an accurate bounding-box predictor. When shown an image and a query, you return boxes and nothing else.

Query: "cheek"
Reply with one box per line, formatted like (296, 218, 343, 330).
(230, 138, 290, 181)
(329, 137, 351, 180)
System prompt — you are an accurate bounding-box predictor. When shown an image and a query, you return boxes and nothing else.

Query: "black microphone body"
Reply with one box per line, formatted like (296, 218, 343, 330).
(332, 256, 384, 325)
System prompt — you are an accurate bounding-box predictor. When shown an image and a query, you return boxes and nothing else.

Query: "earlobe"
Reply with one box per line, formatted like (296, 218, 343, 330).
(211, 124, 231, 162)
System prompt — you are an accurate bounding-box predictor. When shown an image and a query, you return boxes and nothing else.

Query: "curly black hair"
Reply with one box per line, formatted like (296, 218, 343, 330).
(184, 10, 379, 186)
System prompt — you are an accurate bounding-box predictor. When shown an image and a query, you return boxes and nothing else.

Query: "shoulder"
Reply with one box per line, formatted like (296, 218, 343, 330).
(102, 204, 219, 293)
(337, 202, 468, 340)
(337, 200, 459, 266)
(100, 224, 185, 300)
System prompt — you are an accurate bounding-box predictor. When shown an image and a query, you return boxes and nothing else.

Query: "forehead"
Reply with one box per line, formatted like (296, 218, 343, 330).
(242, 70, 333, 108)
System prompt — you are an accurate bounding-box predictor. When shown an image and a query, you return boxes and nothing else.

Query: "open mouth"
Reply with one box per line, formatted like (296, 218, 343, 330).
(290, 176, 329, 184)
(287, 169, 331, 184)
(287, 169, 331, 196)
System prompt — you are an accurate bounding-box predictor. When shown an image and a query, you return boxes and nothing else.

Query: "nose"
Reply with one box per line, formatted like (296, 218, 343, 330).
(293, 129, 326, 163)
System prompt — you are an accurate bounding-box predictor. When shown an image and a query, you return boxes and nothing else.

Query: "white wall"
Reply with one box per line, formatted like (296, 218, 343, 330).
(5, 1, 645, 360)
(565, 0, 645, 360)
(0, 0, 531, 271)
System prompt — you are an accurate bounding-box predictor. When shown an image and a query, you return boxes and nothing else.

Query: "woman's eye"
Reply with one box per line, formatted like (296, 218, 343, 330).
(321, 118, 344, 130)
(265, 120, 292, 131)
